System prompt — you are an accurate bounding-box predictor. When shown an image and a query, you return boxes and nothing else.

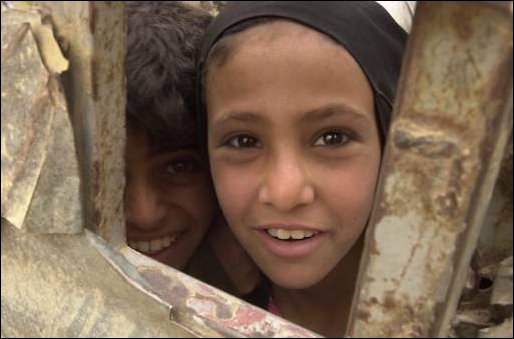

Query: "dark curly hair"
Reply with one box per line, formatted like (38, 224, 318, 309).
(126, 1, 212, 148)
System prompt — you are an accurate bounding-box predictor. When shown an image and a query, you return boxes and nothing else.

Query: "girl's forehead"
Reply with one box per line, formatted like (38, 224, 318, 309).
(234, 19, 339, 49)
(209, 20, 350, 80)
(207, 29, 375, 128)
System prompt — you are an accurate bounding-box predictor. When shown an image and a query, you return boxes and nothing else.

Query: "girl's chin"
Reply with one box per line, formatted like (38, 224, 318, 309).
(267, 270, 325, 290)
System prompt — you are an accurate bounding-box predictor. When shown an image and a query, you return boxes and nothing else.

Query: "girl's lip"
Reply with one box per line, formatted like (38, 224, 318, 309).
(255, 222, 326, 233)
(256, 229, 325, 259)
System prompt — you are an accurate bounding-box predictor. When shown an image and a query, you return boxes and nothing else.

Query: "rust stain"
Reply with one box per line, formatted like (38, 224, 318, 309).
(90, 56, 98, 100)
(88, 2, 96, 34)
(356, 308, 371, 322)
(365, 291, 431, 337)
(1, 22, 30, 66)
(139, 268, 189, 305)
(451, 7, 479, 41)
(393, 129, 458, 158)
(220, 303, 265, 327)
(3, 81, 51, 205)
(382, 292, 397, 311)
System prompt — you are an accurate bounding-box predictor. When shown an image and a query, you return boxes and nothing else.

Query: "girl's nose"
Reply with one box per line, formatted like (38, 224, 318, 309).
(125, 178, 166, 230)
(258, 152, 315, 212)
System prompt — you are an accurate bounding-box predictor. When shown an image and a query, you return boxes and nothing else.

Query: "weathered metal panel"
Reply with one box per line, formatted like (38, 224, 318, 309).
(1, 219, 197, 338)
(1, 7, 81, 234)
(348, 2, 513, 338)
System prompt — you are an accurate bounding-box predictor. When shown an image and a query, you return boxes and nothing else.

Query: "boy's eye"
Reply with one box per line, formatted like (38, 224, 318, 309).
(313, 130, 349, 146)
(226, 135, 261, 148)
(164, 160, 197, 174)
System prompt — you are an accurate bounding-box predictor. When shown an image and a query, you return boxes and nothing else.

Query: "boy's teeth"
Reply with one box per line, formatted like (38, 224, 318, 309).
(267, 229, 317, 240)
(129, 235, 177, 254)
(150, 239, 162, 252)
(138, 241, 149, 252)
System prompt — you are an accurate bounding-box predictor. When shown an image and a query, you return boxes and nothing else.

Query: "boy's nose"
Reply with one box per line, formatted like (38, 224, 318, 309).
(258, 152, 315, 212)
(125, 179, 166, 230)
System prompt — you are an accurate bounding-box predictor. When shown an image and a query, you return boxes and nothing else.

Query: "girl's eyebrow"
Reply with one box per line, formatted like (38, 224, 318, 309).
(212, 104, 370, 127)
(299, 104, 370, 124)
(212, 111, 262, 127)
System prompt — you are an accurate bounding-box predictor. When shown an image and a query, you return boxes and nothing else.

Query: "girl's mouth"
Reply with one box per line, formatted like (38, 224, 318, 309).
(266, 228, 320, 240)
(257, 227, 325, 259)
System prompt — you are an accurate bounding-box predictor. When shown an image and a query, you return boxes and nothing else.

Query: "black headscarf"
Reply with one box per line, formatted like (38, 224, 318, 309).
(196, 1, 408, 144)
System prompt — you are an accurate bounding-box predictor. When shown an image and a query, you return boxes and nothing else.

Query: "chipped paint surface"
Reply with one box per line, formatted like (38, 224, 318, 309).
(122, 248, 322, 338)
(349, 2, 513, 338)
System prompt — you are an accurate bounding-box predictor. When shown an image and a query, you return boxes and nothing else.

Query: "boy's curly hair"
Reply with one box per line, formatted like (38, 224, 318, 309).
(126, 1, 212, 148)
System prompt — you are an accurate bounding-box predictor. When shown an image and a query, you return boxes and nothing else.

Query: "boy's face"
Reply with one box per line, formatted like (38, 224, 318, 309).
(125, 127, 216, 270)
(206, 21, 381, 289)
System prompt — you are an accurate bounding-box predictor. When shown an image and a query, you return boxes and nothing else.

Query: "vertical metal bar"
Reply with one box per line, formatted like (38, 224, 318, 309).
(347, 2, 513, 337)
(43, 1, 126, 246)
(88, 1, 126, 246)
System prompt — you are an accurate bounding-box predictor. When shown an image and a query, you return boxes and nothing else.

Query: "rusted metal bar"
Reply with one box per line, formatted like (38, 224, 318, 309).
(348, 1, 513, 338)
(39, 1, 126, 246)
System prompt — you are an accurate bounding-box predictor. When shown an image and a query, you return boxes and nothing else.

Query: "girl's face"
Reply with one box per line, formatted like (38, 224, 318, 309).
(206, 21, 381, 289)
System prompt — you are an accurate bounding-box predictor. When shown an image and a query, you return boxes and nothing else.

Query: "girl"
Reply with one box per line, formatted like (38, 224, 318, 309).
(197, 2, 407, 336)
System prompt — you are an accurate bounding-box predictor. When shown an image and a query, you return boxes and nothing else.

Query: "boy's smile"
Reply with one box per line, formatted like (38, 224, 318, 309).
(128, 231, 183, 254)
(206, 20, 381, 289)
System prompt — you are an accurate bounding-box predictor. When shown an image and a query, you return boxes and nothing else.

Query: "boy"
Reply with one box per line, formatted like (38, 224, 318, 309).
(125, 1, 215, 271)
(124, 1, 258, 293)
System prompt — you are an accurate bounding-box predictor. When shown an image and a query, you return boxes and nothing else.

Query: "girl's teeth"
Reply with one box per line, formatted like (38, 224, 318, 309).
(277, 229, 291, 240)
(267, 229, 318, 240)
(291, 230, 304, 239)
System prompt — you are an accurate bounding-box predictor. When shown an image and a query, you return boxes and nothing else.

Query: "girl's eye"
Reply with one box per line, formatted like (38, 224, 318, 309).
(313, 130, 350, 146)
(226, 135, 260, 148)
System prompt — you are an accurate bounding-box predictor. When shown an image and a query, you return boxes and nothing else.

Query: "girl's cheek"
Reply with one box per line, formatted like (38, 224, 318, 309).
(212, 163, 255, 219)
